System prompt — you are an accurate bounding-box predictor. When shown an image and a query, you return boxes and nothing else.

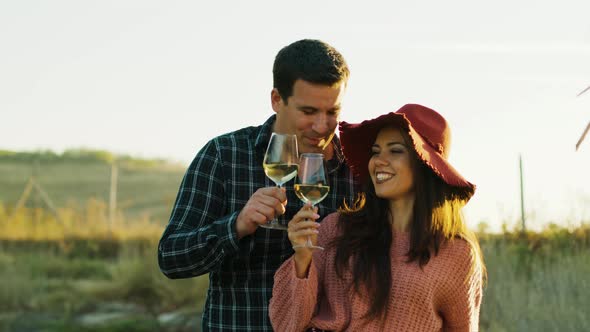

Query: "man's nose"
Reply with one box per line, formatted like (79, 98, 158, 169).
(312, 113, 330, 134)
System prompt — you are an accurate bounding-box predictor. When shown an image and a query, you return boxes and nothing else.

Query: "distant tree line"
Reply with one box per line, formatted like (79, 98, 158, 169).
(0, 148, 180, 168)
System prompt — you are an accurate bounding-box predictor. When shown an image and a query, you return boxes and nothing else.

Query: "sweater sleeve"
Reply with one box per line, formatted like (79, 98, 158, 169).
(269, 256, 320, 332)
(269, 212, 339, 332)
(439, 240, 483, 332)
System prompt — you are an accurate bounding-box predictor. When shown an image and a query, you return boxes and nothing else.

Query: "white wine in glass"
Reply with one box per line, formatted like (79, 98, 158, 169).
(261, 132, 298, 230)
(293, 184, 330, 206)
(293, 153, 329, 250)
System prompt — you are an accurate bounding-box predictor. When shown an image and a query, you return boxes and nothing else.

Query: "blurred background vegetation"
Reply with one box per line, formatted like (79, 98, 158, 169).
(1, 150, 589, 331)
(0, 149, 184, 222)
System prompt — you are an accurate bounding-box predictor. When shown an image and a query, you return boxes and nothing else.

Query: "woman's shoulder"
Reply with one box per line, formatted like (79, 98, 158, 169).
(436, 236, 484, 300)
(318, 211, 342, 239)
(439, 237, 477, 266)
(319, 211, 340, 228)
(437, 236, 484, 283)
(442, 236, 471, 251)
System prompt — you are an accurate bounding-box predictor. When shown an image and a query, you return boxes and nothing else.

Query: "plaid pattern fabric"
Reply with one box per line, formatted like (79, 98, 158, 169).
(158, 115, 358, 331)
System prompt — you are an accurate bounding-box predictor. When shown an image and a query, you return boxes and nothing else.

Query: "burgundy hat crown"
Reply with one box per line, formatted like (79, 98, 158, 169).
(339, 103, 475, 200)
(396, 105, 451, 158)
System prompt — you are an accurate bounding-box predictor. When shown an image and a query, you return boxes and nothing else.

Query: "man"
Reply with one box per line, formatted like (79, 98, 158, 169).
(158, 39, 358, 331)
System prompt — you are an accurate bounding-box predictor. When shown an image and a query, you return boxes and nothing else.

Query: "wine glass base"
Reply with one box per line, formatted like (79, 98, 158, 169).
(259, 221, 288, 231)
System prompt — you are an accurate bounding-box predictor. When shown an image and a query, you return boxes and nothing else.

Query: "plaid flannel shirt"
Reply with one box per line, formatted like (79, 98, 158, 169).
(158, 115, 358, 331)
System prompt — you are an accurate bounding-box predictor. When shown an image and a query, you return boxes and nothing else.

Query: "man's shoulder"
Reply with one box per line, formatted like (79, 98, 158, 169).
(214, 124, 261, 141)
(209, 115, 274, 148)
(200, 125, 263, 153)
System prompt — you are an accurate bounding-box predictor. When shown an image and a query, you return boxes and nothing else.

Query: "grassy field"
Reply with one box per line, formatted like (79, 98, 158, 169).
(0, 204, 207, 332)
(478, 227, 590, 331)
(0, 151, 185, 223)
(1, 202, 589, 331)
(1, 152, 589, 331)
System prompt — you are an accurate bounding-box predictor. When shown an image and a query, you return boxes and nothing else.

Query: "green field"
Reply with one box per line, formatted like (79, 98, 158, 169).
(1, 220, 588, 331)
(0, 150, 186, 223)
(1, 151, 589, 331)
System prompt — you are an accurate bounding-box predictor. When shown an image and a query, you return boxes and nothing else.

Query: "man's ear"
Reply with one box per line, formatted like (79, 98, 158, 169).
(271, 88, 283, 113)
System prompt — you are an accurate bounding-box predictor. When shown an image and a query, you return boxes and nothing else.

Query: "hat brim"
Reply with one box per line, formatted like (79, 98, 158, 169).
(339, 112, 475, 201)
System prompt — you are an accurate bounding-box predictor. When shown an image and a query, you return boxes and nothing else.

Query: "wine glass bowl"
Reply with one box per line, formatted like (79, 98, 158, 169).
(263, 163, 298, 186)
(294, 183, 330, 206)
(293, 153, 329, 250)
(260, 133, 298, 230)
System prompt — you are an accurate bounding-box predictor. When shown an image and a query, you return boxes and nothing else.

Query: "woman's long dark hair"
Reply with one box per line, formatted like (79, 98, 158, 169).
(332, 128, 485, 321)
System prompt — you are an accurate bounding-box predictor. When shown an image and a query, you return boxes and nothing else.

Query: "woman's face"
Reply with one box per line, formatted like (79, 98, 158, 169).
(368, 126, 415, 201)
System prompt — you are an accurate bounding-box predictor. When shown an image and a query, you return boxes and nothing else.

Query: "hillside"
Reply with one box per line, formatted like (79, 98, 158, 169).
(0, 149, 187, 223)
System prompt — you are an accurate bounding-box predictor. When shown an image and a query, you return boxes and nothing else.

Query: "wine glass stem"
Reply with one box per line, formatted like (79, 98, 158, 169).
(305, 204, 315, 246)
(271, 184, 282, 224)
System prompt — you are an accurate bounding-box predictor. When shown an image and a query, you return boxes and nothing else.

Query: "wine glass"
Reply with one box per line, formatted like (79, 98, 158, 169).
(293, 153, 329, 250)
(260, 132, 299, 230)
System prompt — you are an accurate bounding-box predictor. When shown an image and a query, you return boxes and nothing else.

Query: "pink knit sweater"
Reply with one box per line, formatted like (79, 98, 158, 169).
(269, 212, 483, 332)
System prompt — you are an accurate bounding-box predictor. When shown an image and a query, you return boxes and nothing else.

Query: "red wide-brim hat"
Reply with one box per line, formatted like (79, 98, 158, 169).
(339, 103, 475, 200)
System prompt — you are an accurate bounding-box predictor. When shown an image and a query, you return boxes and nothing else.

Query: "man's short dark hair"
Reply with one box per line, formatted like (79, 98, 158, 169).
(273, 39, 350, 102)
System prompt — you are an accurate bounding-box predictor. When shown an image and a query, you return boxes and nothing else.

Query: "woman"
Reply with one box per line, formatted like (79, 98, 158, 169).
(269, 103, 486, 331)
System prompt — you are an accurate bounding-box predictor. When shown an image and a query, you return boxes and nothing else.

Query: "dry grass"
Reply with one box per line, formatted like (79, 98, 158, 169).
(1, 202, 589, 331)
(0, 201, 207, 317)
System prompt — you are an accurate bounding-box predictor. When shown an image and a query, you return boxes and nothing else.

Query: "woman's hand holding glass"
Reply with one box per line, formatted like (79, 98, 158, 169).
(292, 153, 329, 250)
(287, 203, 321, 253)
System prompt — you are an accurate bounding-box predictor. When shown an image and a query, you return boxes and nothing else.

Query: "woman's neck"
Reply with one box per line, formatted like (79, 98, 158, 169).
(389, 194, 415, 232)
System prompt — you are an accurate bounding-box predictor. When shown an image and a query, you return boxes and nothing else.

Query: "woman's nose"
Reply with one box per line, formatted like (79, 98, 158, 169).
(373, 155, 389, 166)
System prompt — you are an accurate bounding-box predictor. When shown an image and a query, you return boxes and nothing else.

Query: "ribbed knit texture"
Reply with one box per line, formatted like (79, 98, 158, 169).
(269, 212, 483, 332)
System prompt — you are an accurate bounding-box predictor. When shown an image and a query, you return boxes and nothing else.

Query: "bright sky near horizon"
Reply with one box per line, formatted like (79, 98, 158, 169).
(1, 1, 589, 232)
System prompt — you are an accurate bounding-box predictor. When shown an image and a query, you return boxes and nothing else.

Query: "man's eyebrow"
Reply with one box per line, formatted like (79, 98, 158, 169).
(298, 106, 319, 111)
(297, 104, 341, 112)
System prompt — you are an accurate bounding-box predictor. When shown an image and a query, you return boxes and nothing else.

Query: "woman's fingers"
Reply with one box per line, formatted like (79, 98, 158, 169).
(290, 219, 320, 231)
(287, 203, 322, 248)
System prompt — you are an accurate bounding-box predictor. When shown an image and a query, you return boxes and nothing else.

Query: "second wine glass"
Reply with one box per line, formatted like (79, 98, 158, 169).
(293, 153, 330, 250)
(261, 132, 299, 230)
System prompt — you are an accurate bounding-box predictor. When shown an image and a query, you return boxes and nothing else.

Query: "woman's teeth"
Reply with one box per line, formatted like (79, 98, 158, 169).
(376, 173, 393, 182)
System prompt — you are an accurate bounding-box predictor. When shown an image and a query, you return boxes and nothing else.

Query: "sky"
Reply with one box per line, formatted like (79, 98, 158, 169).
(1, 0, 589, 232)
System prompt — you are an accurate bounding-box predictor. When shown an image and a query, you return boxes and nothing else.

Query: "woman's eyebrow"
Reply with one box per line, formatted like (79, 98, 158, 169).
(371, 141, 407, 149)
(386, 142, 407, 147)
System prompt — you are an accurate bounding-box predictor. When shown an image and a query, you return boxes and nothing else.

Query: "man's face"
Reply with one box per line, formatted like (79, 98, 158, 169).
(271, 79, 346, 156)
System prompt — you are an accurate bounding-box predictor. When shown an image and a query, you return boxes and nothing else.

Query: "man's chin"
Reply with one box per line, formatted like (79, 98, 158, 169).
(300, 136, 334, 154)
(300, 145, 323, 154)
